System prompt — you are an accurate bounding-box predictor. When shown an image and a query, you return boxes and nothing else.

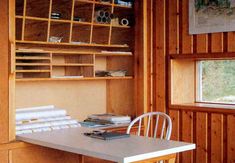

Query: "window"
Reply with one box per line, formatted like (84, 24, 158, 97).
(197, 60, 235, 104)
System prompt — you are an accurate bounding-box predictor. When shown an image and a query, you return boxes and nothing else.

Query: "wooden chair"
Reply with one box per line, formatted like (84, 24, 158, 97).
(127, 112, 175, 163)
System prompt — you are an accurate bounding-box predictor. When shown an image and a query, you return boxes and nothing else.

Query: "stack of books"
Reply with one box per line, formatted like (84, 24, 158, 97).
(83, 114, 131, 126)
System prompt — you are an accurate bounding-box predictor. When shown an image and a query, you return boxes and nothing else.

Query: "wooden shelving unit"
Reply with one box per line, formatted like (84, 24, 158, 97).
(15, 50, 133, 81)
(15, 0, 133, 47)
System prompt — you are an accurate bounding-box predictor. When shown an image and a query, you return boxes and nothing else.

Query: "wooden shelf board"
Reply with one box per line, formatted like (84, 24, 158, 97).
(50, 19, 72, 23)
(16, 40, 129, 48)
(93, 23, 111, 27)
(16, 70, 51, 73)
(169, 52, 235, 60)
(16, 76, 133, 82)
(52, 63, 94, 66)
(95, 52, 132, 56)
(75, 0, 132, 8)
(16, 63, 50, 66)
(16, 57, 51, 60)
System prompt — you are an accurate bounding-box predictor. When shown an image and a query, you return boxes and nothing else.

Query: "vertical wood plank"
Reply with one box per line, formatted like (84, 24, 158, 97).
(169, 110, 179, 163)
(169, 110, 179, 141)
(180, 0, 193, 54)
(211, 114, 223, 163)
(181, 111, 194, 163)
(211, 33, 223, 53)
(196, 112, 208, 163)
(227, 115, 235, 163)
(168, 0, 178, 55)
(196, 34, 208, 53)
(227, 32, 235, 52)
(0, 0, 10, 143)
(153, 0, 166, 113)
(0, 150, 8, 163)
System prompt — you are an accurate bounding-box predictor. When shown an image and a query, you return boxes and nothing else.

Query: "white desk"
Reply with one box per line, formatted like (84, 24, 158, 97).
(17, 127, 195, 163)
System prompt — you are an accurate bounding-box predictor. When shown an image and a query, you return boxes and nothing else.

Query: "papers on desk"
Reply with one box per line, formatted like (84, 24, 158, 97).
(16, 105, 80, 135)
(84, 113, 131, 127)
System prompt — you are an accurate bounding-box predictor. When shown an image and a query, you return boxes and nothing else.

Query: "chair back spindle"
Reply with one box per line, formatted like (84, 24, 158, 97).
(127, 112, 172, 140)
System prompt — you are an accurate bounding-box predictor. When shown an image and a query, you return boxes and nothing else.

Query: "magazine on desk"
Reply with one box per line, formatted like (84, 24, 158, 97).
(87, 114, 131, 123)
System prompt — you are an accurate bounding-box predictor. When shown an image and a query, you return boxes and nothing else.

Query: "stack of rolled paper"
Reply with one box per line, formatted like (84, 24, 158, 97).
(16, 105, 80, 135)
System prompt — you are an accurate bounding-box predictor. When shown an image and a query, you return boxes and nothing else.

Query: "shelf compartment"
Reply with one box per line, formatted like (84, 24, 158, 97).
(52, 63, 94, 66)
(111, 28, 132, 46)
(74, 1, 94, 23)
(72, 24, 91, 44)
(94, 4, 112, 24)
(26, 0, 50, 18)
(24, 19, 48, 42)
(95, 55, 133, 77)
(52, 66, 94, 77)
(49, 22, 71, 43)
(16, 18, 23, 40)
(92, 26, 110, 44)
(52, 53, 94, 64)
(16, 0, 24, 16)
(51, 0, 72, 20)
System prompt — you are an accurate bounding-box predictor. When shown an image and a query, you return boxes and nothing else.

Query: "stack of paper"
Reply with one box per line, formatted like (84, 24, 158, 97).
(16, 105, 80, 135)
(85, 114, 131, 125)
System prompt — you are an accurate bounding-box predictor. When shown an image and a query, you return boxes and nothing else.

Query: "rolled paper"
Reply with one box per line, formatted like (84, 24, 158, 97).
(120, 18, 129, 26)
(16, 109, 67, 121)
(106, 17, 111, 23)
(102, 17, 107, 23)
(16, 116, 72, 125)
(16, 105, 55, 113)
(96, 10, 105, 17)
(96, 16, 102, 23)
(104, 11, 110, 17)
(16, 119, 78, 130)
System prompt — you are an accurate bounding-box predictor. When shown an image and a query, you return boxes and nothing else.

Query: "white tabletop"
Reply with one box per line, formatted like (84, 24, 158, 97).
(17, 127, 195, 163)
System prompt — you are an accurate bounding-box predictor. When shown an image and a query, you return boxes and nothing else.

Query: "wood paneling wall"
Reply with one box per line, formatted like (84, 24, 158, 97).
(152, 0, 235, 163)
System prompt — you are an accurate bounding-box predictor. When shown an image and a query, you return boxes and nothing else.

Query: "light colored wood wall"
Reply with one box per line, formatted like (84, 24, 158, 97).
(15, 81, 107, 120)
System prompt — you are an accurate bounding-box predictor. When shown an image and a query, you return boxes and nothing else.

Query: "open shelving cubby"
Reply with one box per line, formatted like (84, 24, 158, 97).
(15, 0, 134, 47)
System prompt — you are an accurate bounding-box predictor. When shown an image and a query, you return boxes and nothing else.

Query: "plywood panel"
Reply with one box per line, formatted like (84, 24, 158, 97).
(227, 115, 235, 163)
(11, 146, 81, 163)
(16, 81, 106, 120)
(196, 112, 208, 163)
(107, 80, 134, 117)
(211, 114, 223, 163)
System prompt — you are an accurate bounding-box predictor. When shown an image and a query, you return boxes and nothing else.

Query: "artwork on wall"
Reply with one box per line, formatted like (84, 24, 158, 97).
(189, 0, 235, 34)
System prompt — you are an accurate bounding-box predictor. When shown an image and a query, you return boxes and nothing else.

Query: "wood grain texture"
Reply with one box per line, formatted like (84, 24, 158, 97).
(211, 114, 223, 163)
(10, 146, 82, 163)
(153, 0, 166, 113)
(0, 0, 10, 143)
(196, 112, 208, 163)
(0, 150, 8, 163)
(227, 115, 235, 163)
(181, 111, 194, 163)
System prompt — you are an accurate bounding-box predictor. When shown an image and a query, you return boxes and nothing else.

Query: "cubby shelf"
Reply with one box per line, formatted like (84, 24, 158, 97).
(15, 0, 133, 47)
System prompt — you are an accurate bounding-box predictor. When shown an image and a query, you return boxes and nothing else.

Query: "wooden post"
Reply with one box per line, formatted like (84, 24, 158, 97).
(0, 0, 10, 143)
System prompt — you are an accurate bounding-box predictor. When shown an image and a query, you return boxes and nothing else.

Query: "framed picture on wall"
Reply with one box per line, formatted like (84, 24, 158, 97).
(189, 0, 235, 34)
